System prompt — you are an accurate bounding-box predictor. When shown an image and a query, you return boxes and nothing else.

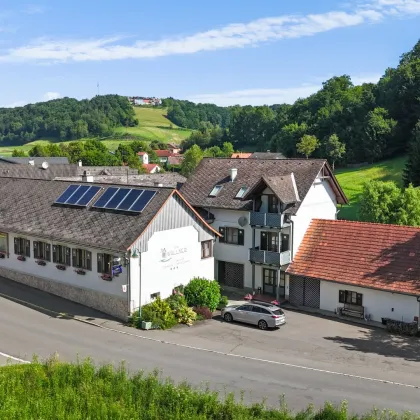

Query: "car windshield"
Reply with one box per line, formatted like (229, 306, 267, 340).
(273, 309, 284, 316)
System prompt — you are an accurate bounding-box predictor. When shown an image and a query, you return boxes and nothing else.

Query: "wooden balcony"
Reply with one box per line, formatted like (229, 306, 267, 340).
(250, 212, 285, 228)
(249, 248, 291, 266)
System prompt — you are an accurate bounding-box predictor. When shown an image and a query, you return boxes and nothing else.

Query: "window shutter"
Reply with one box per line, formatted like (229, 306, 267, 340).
(25, 240, 30, 257)
(339, 290, 345, 304)
(356, 293, 363, 306)
(45, 243, 51, 262)
(33, 241, 38, 259)
(72, 249, 77, 267)
(52, 245, 57, 263)
(219, 227, 225, 243)
(87, 251, 92, 271)
(238, 229, 244, 245)
(14, 238, 19, 255)
(65, 247, 71, 266)
(97, 253, 103, 273)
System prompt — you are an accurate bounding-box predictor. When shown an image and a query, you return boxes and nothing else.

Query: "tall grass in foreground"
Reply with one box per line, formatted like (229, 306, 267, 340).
(0, 358, 417, 420)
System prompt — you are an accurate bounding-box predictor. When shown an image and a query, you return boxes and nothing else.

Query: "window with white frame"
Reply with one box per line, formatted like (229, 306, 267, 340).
(14, 237, 30, 257)
(33, 241, 51, 261)
(201, 240, 212, 259)
(0, 233, 8, 254)
(53, 245, 71, 266)
(97, 253, 113, 274)
(235, 186, 247, 199)
(209, 185, 223, 197)
(72, 248, 92, 271)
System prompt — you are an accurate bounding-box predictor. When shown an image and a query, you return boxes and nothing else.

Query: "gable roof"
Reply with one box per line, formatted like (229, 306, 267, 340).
(142, 163, 160, 173)
(0, 178, 216, 252)
(168, 155, 184, 165)
(180, 158, 347, 213)
(0, 156, 69, 165)
(155, 150, 173, 158)
(137, 151, 148, 156)
(0, 163, 78, 180)
(244, 174, 300, 205)
(251, 152, 286, 160)
(287, 219, 420, 296)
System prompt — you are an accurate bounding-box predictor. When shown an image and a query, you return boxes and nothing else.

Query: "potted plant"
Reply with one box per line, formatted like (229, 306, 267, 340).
(75, 268, 86, 275)
(56, 264, 66, 271)
(35, 260, 47, 266)
(17, 255, 26, 262)
(100, 273, 112, 281)
(141, 321, 152, 330)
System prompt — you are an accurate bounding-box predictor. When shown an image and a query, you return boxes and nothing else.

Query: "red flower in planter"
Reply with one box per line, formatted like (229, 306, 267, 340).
(56, 264, 66, 271)
(101, 273, 112, 281)
(17, 255, 26, 262)
(244, 293, 253, 301)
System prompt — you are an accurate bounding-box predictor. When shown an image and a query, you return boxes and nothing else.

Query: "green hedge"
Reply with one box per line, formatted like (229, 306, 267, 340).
(0, 359, 416, 419)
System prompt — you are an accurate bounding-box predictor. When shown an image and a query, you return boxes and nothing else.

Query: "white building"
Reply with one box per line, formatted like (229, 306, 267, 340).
(287, 219, 420, 324)
(137, 152, 149, 165)
(180, 158, 347, 301)
(0, 178, 218, 319)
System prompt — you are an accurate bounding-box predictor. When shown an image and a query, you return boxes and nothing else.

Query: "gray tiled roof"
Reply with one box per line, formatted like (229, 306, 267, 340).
(0, 157, 69, 165)
(0, 164, 78, 180)
(0, 178, 173, 252)
(250, 152, 286, 160)
(180, 158, 347, 213)
(262, 175, 300, 204)
(55, 173, 186, 189)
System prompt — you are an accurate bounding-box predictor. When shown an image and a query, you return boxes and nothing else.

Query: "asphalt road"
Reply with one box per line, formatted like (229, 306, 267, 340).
(1, 294, 420, 414)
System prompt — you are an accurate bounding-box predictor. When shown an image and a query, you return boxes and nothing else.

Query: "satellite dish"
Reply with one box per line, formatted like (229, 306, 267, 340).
(41, 161, 49, 170)
(238, 216, 248, 227)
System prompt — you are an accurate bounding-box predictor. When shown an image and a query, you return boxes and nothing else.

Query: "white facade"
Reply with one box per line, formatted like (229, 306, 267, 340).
(139, 153, 149, 164)
(320, 280, 420, 323)
(212, 174, 337, 292)
(130, 226, 214, 309)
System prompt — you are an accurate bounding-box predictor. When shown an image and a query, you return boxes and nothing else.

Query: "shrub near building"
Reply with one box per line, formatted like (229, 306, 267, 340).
(184, 278, 221, 312)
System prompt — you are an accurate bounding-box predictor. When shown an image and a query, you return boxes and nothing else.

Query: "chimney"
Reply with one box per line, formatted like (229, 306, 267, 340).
(78, 160, 83, 167)
(82, 170, 94, 183)
(28, 159, 35, 166)
(230, 168, 237, 182)
(154, 181, 163, 187)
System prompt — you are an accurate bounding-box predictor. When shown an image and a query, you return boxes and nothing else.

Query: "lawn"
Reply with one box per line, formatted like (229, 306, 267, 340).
(335, 156, 407, 221)
(0, 107, 193, 157)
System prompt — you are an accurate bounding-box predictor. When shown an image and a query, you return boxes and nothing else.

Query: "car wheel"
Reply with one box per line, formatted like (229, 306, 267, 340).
(224, 312, 233, 322)
(258, 320, 268, 330)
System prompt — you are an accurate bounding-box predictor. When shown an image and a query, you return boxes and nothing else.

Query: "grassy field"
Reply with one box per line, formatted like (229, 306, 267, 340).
(335, 156, 407, 221)
(0, 107, 192, 156)
(0, 358, 410, 419)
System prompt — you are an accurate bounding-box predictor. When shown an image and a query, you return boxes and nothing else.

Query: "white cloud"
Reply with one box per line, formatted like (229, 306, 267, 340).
(1, 100, 27, 108)
(187, 74, 383, 106)
(43, 91, 60, 101)
(0, 0, 419, 63)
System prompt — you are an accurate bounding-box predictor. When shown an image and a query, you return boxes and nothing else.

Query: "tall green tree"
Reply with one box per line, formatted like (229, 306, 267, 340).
(180, 145, 204, 177)
(11, 149, 27, 157)
(403, 121, 420, 187)
(325, 134, 345, 170)
(296, 135, 320, 159)
(396, 184, 420, 226)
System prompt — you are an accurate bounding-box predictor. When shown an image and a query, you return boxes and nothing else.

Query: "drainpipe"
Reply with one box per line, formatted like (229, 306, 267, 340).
(138, 251, 142, 319)
(290, 218, 294, 261)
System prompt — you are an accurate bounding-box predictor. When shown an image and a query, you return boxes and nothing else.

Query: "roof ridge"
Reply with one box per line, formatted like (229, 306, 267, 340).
(312, 218, 420, 230)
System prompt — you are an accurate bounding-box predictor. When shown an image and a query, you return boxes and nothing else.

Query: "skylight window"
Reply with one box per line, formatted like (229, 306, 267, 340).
(235, 187, 248, 199)
(209, 185, 223, 197)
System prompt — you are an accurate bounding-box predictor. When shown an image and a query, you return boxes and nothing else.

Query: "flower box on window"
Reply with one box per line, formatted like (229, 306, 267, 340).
(56, 264, 66, 271)
(74, 268, 86, 275)
(17, 255, 26, 262)
(100, 273, 112, 281)
(35, 260, 47, 266)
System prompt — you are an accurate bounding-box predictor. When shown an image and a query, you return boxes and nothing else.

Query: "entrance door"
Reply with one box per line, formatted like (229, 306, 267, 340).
(218, 261, 244, 289)
(279, 271, 285, 298)
(263, 268, 277, 295)
(260, 232, 279, 252)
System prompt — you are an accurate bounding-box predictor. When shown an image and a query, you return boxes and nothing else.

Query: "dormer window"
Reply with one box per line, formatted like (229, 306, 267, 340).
(209, 185, 223, 197)
(235, 187, 247, 199)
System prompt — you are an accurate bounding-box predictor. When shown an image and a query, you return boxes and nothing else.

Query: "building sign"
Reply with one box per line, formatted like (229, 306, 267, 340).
(160, 246, 187, 262)
(159, 245, 190, 270)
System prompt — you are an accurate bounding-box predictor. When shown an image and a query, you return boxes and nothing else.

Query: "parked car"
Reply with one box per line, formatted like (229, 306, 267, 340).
(221, 302, 286, 330)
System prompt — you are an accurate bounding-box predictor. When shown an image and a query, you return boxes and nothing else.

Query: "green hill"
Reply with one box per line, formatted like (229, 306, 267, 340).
(335, 156, 407, 220)
(0, 107, 193, 156)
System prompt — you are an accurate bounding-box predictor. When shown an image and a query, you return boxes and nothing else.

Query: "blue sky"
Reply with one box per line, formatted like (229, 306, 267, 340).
(1, 0, 419, 107)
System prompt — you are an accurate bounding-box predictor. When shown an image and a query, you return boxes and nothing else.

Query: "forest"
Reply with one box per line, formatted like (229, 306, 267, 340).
(0, 95, 137, 144)
(166, 40, 420, 179)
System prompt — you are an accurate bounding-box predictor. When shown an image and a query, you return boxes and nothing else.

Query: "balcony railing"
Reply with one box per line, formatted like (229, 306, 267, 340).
(250, 212, 285, 228)
(249, 248, 291, 266)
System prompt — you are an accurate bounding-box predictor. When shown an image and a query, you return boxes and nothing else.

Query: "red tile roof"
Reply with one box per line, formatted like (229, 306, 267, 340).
(142, 164, 160, 173)
(287, 219, 420, 296)
(137, 151, 147, 156)
(155, 150, 173, 157)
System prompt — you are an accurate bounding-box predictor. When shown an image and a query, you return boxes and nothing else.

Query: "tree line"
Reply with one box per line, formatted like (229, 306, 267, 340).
(0, 95, 138, 144)
(166, 40, 420, 183)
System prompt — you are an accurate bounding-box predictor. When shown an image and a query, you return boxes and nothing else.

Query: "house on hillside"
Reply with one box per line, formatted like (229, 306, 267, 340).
(180, 158, 347, 301)
(231, 153, 253, 159)
(167, 143, 181, 154)
(155, 150, 183, 165)
(142, 163, 161, 174)
(137, 152, 149, 165)
(287, 219, 420, 324)
(0, 178, 217, 319)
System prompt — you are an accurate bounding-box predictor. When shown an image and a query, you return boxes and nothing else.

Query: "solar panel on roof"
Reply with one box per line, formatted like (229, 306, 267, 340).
(66, 185, 90, 205)
(117, 189, 143, 211)
(77, 186, 101, 206)
(129, 190, 156, 213)
(55, 184, 101, 207)
(105, 188, 131, 209)
(55, 184, 79, 204)
(92, 187, 118, 208)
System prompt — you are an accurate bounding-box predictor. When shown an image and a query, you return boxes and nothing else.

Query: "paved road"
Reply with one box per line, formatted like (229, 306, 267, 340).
(1, 292, 420, 413)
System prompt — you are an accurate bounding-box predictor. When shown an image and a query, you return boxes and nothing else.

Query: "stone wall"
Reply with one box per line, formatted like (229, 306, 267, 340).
(0, 267, 128, 320)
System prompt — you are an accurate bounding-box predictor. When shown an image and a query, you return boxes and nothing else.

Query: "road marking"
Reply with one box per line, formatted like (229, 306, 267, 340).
(0, 351, 30, 364)
(1, 291, 419, 390)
